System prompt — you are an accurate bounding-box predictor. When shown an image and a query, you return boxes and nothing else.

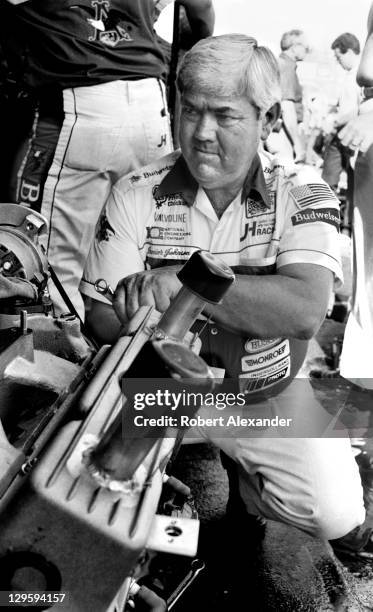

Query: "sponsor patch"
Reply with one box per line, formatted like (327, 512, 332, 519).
(147, 246, 192, 260)
(240, 221, 274, 242)
(144, 165, 173, 180)
(146, 225, 191, 241)
(96, 212, 115, 242)
(153, 185, 188, 209)
(289, 183, 339, 209)
(154, 212, 187, 223)
(244, 338, 281, 354)
(291, 207, 340, 230)
(152, 185, 166, 207)
(129, 174, 141, 184)
(241, 339, 290, 373)
(239, 357, 291, 393)
(239, 338, 291, 393)
(245, 198, 267, 217)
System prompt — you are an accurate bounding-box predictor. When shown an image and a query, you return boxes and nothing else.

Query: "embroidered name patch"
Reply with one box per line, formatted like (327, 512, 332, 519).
(291, 207, 340, 230)
(289, 183, 339, 209)
(239, 339, 291, 393)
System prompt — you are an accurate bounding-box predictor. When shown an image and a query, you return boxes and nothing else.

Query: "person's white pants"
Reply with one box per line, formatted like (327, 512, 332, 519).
(40, 79, 173, 318)
(193, 379, 365, 540)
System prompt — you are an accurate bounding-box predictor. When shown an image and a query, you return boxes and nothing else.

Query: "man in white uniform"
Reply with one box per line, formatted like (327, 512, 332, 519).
(81, 34, 365, 542)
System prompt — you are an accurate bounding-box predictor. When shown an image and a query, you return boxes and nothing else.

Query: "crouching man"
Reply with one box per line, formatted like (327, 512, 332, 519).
(80, 34, 364, 542)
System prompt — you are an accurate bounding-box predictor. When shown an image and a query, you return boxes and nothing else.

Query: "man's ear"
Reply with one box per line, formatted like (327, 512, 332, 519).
(261, 103, 281, 140)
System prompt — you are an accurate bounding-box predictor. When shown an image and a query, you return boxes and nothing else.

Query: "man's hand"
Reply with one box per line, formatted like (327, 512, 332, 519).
(180, 0, 215, 40)
(113, 268, 182, 325)
(133, 585, 167, 611)
(338, 112, 373, 153)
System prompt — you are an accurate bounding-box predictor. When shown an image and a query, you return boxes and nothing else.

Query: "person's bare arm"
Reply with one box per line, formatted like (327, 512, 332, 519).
(203, 263, 333, 339)
(179, 0, 215, 39)
(338, 111, 373, 152)
(85, 266, 183, 345)
(85, 299, 122, 346)
(112, 262, 333, 341)
(357, 2, 373, 86)
(281, 101, 305, 161)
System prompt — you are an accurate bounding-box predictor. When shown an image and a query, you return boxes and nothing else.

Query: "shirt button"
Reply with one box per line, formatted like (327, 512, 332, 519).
(211, 327, 218, 335)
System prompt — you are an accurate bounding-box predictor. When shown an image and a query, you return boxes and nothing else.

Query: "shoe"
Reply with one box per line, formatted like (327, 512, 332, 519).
(224, 505, 267, 545)
(330, 450, 373, 561)
(331, 529, 373, 560)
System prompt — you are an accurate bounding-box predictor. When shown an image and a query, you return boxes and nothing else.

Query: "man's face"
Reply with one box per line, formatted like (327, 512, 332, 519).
(292, 37, 309, 61)
(179, 84, 263, 194)
(333, 47, 356, 71)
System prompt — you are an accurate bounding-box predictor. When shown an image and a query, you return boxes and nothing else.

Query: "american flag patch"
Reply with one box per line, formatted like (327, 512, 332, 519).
(289, 183, 339, 209)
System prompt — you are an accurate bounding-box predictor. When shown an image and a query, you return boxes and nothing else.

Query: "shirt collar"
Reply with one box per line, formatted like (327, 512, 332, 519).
(241, 153, 271, 208)
(156, 152, 271, 209)
(156, 155, 198, 206)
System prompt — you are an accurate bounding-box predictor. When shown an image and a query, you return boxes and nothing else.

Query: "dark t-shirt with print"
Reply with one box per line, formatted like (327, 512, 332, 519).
(0, 0, 168, 90)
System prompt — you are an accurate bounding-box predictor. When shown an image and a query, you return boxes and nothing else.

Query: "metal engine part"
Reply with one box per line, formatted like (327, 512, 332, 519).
(0, 249, 235, 611)
(0, 203, 51, 314)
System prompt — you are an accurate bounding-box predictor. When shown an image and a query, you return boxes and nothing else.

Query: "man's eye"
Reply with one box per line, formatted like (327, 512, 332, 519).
(217, 114, 237, 126)
(182, 106, 199, 117)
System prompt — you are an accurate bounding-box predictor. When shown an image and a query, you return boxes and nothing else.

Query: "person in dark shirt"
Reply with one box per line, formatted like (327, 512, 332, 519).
(1, 0, 214, 319)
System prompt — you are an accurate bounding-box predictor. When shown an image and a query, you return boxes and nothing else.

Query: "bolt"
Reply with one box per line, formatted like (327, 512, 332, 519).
(20, 310, 28, 335)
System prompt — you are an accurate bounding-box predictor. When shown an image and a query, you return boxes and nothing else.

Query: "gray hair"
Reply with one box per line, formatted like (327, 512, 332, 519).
(177, 34, 281, 114)
(280, 29, 304, 51)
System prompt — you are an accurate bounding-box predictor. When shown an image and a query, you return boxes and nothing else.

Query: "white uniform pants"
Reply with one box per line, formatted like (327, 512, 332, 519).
(193, 379, 365, 540)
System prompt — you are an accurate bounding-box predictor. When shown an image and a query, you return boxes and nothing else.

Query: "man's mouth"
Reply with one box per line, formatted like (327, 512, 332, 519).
(194, 147, 218, 156)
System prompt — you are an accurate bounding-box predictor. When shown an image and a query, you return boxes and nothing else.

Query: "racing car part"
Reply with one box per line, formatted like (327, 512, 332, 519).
(0, 203, 51, 314)
(88, 250, 235, 483)
(0, 250, 235, 611)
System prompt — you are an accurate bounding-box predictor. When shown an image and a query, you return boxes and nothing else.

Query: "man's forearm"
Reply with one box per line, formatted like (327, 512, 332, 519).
(100, 263, 332, 344)
(85, 298, 122, 346)
(333, 109, 359, 129)
(204, 266, 332, 340)
(180, 0, 215, 39)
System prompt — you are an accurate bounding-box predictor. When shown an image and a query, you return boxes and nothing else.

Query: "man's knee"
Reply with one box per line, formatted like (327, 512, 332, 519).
(314, 496, 365, 540)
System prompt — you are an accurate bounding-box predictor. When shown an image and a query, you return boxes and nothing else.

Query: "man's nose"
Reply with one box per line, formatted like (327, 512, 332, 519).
(194, 113, 216, 141)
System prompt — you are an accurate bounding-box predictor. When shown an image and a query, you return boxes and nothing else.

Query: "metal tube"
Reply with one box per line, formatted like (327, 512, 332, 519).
(156, 287, 205, 340)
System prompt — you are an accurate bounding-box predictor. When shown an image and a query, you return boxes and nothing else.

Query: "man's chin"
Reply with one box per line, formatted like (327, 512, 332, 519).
(190, 162, 221, 187)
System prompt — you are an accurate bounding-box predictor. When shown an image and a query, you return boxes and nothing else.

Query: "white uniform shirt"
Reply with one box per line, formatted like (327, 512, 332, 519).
(81, 149, 343, 304)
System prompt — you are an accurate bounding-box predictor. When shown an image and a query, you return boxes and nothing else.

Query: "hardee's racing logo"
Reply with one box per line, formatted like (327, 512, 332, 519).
(291, 207, 340, 230)
(88, 1, 133, 47)
(240, 221, 274, 242)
